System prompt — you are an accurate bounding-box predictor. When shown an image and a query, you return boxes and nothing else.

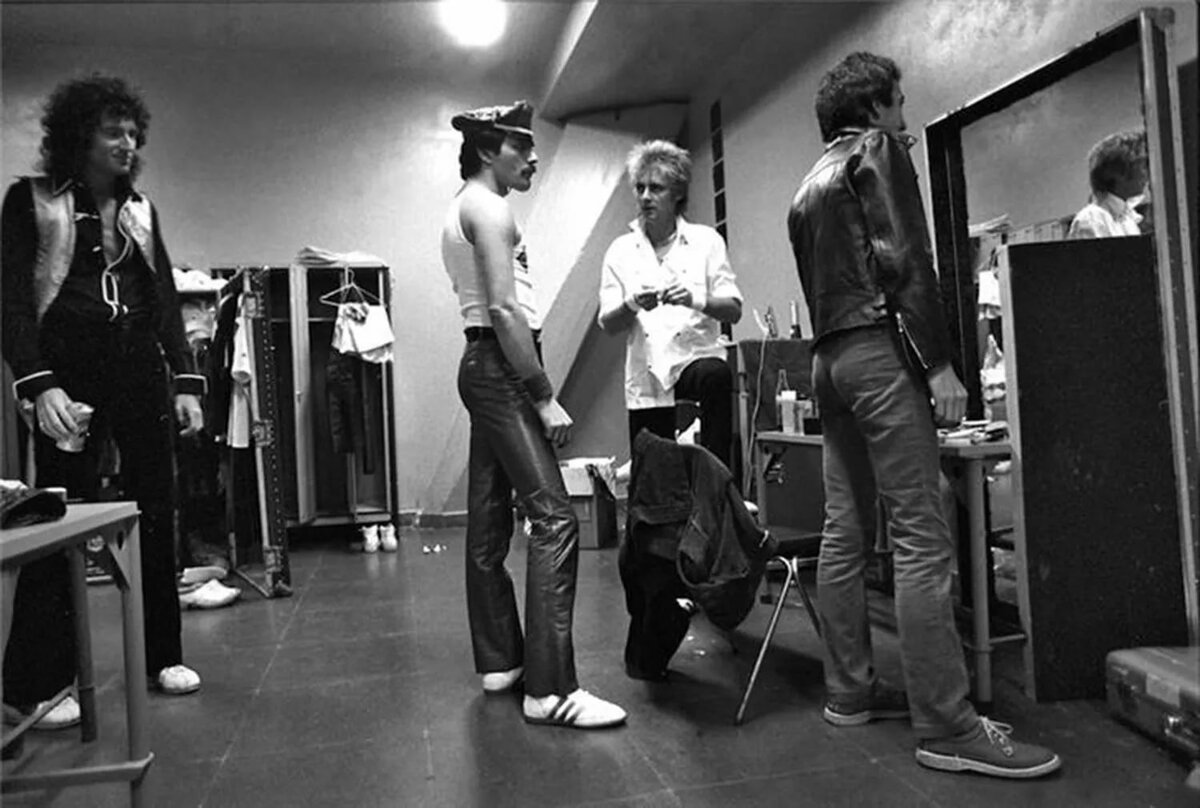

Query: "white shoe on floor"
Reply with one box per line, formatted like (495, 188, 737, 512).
(481, 666, 524, 693)
(180, 579, 241, 610)
(3, 695, 81, 731)
(155, 665, 201, 695)
(379, 524, 398, 552)
(523, 689, 626, 729)
(361, 524, 380, 553)
(179, 565, 229, 586)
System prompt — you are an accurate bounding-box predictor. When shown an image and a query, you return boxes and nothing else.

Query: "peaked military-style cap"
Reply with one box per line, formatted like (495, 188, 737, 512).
(451, 100, 534, 137)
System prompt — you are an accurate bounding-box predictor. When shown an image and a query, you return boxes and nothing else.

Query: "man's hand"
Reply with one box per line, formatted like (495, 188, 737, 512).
(534, 397, 573, 449)
(926, 364, 967, 427)
(659, 282, 693, 308)
(35, 387, 78, 443)
(628, 289, 660, 311)
(175, 393, 204, 437)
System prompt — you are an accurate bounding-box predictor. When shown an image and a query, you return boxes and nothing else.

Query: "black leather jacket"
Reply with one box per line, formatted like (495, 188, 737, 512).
(787, 127, 952, 373)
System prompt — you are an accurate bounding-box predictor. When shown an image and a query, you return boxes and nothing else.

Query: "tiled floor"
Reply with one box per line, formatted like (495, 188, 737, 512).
(3, 528, 1196, 807)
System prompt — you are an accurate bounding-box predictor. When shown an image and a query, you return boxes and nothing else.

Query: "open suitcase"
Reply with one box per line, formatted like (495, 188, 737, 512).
(1106, 646, 1200, 786)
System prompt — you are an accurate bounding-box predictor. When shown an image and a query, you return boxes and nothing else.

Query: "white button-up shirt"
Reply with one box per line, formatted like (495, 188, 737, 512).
(1067, 191, 1143, 239)
(599, 217, 741, 409)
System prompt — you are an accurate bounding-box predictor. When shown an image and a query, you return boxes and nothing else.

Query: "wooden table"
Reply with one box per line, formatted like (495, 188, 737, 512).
(1, 501, 153, 807)
(755, 431, 1020, 704)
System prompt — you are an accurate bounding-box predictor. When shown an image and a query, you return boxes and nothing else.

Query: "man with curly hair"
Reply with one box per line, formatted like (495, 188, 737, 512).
(2, 74, 206, 722)
(1068, 129, 1149, 239)
(788, 52, 1061, 778)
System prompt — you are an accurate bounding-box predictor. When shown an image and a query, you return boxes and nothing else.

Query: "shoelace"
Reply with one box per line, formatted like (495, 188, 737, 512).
(979, 717, 1016, 757)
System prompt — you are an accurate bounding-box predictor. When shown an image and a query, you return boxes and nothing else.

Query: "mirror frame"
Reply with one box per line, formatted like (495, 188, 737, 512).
(925, 8, 1199, 640)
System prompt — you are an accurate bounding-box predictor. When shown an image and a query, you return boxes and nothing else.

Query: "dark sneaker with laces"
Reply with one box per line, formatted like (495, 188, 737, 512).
(916, 717, 1062, 779)
(823, 683, 910, 727)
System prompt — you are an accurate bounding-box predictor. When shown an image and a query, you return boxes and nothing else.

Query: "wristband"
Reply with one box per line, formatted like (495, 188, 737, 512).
(624, 294, 641, 313)
(689, 287, 708, 313)
(522, 371, 554, 403)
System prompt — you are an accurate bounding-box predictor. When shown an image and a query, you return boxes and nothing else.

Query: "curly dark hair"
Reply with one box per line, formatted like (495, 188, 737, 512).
(458, 128, 508, 180)
(815, 52, 901, 142)
(38, 74, 151, 182)
(1087, 129, 1147, 195)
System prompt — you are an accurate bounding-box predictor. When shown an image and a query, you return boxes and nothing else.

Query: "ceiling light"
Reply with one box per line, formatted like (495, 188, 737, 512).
(438, 0, 508, 48)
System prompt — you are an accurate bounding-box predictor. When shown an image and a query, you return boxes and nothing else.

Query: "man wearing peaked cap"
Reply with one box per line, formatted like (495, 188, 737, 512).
(450, 100, 535, 137)
(440, 101, 626, 729)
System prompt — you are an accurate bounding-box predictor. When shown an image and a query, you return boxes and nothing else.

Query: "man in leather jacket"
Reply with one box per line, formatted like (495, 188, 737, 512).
(2, 75, 206, 717)
(787, 52, 1060, 778)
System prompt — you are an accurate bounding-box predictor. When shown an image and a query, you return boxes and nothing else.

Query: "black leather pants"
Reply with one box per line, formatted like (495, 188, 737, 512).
(456, 337, 578, 698)
(5, 324, 183, 704)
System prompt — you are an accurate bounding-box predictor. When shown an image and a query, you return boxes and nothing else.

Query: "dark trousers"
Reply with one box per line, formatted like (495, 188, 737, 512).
(457, 337, 578, 698)
(627, 356, 733, 471)
(4, 324, 183, 704)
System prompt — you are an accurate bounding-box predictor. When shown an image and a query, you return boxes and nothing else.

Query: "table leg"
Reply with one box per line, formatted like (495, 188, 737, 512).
(116, 518, 150, 808)
(67, 548, 97, 742)
(966, 459, 992, 704)
(1, 568, 18, 709)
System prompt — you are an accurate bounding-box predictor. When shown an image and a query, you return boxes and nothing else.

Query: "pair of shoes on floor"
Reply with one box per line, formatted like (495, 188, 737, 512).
(916, 716, 1061, 779)
(152, 665, 201, 695)
(2, 694, 81, 731)
(823, 681, 911, 727)
(523, 689, 626, 729)
(179, 579, 241, 610)
(481, 666, 524, 694)
(361, 524, 399, 553)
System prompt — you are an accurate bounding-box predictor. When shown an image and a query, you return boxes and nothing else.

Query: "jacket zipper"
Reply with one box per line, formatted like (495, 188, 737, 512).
(894, 311, 929, 370)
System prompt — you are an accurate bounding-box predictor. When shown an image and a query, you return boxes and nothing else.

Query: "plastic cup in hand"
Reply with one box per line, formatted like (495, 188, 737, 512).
(55, 402, 94, 453)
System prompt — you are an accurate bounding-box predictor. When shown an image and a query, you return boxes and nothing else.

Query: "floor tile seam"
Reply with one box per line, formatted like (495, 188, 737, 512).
(664, 755, 886, 795)
(624, 730, 706, 795)
(566, 786, 683, 807)
(868, 752, 956, 806)
(254, 668, 429, 692)
(215, 734, 376, 765)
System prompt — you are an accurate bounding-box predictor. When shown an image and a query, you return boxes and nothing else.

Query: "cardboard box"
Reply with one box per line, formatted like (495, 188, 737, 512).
(560, 457, 617, 549)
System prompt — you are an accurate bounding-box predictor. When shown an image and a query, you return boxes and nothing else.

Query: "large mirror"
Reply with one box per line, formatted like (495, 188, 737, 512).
(925, 8, 1199, 696)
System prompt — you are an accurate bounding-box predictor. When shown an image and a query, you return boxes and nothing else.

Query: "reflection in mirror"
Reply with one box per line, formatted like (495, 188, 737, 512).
(954, 43, 1148, 421)
(960, 43, 1144, 242)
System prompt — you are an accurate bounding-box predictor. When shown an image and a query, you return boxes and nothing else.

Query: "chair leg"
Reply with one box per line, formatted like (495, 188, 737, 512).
(735, 557, 795, 725)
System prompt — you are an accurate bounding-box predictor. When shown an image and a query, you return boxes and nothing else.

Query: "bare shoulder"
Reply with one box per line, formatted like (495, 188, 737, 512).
(458, 183, 514, 235)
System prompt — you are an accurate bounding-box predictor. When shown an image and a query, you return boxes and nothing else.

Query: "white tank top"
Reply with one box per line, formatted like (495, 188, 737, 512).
(441, 189, 541, 330)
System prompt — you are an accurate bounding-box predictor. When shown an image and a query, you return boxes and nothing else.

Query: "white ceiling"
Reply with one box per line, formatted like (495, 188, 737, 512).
(1, 1, 861, 121)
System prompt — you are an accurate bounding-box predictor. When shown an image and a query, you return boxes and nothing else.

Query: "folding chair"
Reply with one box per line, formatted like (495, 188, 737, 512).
(734, 529, 823, 725)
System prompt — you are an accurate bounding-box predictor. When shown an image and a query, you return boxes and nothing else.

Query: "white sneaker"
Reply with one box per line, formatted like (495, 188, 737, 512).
(179, 565, 229, 586)
(3, 695, 81, 731)
(481, 666, 524, 693)
(155, 665, 201, 695)
(179, 579, 241, 610)
(379, 524, 398, 552)
(361, 524, 380, 553)
(523, 689, 626, 729)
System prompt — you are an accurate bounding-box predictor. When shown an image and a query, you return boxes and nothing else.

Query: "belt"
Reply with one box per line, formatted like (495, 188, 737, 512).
(464, 327, 542, 343)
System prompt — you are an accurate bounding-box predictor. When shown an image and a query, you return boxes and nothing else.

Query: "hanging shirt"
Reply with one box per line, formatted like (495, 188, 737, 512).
(227, 300, 254, 449)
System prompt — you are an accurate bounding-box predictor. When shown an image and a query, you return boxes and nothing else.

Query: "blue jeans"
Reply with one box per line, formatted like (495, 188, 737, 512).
(457, 337, 579, 698)
(812, 325, 976, 739)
